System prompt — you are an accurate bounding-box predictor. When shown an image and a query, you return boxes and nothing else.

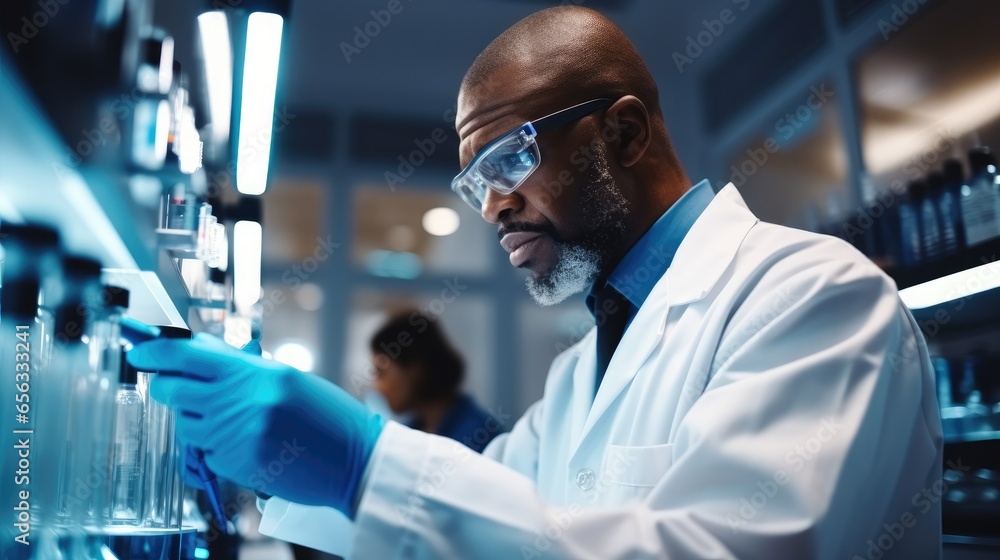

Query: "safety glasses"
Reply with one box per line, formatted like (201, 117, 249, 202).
(451, 98, 615, 212)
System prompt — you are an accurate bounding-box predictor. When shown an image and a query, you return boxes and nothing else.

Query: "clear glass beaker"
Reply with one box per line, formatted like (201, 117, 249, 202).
(138, 325, 190, 529)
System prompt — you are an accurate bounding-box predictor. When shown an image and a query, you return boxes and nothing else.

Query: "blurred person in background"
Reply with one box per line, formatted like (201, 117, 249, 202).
(369, 310, 502, 453)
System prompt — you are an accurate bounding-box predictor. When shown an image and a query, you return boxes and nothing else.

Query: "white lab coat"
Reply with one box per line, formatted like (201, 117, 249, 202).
(265, 183, 943, 559)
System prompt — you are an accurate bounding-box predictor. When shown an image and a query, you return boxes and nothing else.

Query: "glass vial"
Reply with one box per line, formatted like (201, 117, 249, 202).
(110, 350, 145, 524)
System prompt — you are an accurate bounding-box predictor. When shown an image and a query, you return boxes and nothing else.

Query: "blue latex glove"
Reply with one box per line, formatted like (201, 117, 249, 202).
(181, 339, 264, 495)
(126, 333, 384, 517)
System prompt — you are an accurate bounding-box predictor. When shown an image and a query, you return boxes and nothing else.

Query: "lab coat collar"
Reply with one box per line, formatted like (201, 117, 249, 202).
(663, 183, 758, 306)
(571, 183, 758, 453)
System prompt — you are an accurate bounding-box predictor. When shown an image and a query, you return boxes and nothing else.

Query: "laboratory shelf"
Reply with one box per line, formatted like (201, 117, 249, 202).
(0, 50, 154, 270)
(944, 439, 1000, 471)
(102, 269, 187, 328)
(0, 49, 189, 324)
(92, 526, 199, 536)
(37, 525, 199, 538)
(886, 237, 1000, 291)
(945, 430, 1000, 446)
(885, 236, 1000, 334)
(905, 286, 1000, 337)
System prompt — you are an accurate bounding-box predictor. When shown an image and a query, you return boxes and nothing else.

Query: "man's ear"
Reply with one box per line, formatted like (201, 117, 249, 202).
(605, 96, 651, 168)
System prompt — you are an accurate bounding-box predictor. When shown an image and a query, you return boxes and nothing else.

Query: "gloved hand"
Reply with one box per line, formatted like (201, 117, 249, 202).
(126, 333, 384, 517)
(181, 338, 265, 494)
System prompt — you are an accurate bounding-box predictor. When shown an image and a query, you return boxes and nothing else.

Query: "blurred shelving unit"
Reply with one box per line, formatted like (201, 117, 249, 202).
(888, 238, 1000, 335)
(887, 222, 1000, 546)
(692, 0, 1000, 551)
(0, 37, 202, 560)
(0, 49, 197, 327)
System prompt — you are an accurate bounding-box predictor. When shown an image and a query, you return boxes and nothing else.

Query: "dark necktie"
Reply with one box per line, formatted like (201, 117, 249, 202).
(593, 284, 630, 391)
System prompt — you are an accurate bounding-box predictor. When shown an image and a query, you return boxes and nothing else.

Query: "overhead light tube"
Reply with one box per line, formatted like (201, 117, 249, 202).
(236, 12, 283, 196)
(899, 261, 1000, 309)
(233, 220, 262, 311)
(197, 11, 233, 148)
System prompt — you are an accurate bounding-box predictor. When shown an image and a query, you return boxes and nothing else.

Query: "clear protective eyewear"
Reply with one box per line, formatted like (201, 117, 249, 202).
(452, 98, 615, 212)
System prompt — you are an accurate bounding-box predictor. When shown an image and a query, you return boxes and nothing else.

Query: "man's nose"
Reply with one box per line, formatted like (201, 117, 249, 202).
(480, 187, 522, 224)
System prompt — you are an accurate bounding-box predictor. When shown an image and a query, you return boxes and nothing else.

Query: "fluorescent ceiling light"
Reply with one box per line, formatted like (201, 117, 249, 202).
(422, 207, 461, 236)
(294, 282, 324, 311)
(236, 12, 283, 196)
(178, 105, 202, 173)
(197, 11, 233, 147)
(158, 35, 175, 94)
(898, 261, 1000, 309)
(865, 74, 1000, 175)
(233, 220, 262, 310)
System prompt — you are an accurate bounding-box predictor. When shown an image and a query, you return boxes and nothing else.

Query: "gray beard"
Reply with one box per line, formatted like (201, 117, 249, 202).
(525, 145, 629, 306)
(525, 243, 601, 306)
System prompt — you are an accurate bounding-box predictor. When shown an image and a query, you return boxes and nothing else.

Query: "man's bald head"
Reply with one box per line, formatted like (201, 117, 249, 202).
(458, 6, 662, 138)
(456, 6, 689, 306)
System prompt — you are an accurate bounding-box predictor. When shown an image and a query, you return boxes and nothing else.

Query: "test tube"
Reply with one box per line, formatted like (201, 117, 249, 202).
(208, 222, 227, 270)
(30, 227, 62, 377)
(167, 184, 188, 230)
(0, 224, 62, 531)
(41, 256, 103, 530)
(109, 349, 146, 525)
(139, 326, 190, 528)
(67, 285, 128, 527)
(196, 202, 215, 260)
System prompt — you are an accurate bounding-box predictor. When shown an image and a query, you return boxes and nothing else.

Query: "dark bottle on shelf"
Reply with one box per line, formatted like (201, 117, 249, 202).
(958, 355, 980, 406)
(961, 147, 1000, 246)
(873, 189, 902, 267)
(913, 179, 943, 261)
(942, 159, 968, 251)
(927, 171, 960, 257)
(932, 356, 953, 409)
(899, 181, 923, 268)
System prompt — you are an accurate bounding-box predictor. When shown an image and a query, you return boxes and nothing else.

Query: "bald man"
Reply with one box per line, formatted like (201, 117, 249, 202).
(130, 6, 943, 559)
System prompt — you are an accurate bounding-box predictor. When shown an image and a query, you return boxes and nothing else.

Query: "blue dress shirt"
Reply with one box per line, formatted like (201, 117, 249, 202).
(407, 394, 504, 453)
(585, 179, 715, 388)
